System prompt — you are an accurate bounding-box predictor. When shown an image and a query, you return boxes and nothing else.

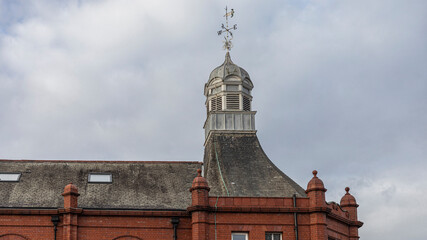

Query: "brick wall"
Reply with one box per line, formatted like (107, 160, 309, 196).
(0, 175, 362, 240)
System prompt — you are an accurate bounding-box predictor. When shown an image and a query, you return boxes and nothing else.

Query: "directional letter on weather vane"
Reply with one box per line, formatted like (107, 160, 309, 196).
(217, 6, 237, 51)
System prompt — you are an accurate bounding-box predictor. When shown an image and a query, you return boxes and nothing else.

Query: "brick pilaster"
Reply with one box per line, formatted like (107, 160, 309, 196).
(189, 169, 210, 240)
(341, 187, 360, 240)
(61, 183, 80, 240)
(306, 170, 328, 240)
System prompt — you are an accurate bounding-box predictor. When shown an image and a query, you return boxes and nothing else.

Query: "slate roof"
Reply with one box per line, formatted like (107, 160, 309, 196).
(0, 160, 202, 210)
(204, 132, 307, 197)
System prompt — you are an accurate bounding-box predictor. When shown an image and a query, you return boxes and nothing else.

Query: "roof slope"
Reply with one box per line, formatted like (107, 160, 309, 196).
(0, 160, 201, 210)
(203, 133, 307, 197)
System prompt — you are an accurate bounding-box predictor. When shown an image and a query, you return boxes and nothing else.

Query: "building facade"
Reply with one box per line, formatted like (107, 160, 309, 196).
(0, 53, 362, 240)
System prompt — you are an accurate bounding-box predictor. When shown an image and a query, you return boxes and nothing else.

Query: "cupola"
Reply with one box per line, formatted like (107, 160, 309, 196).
(203, 53, 256, 140)
(205, 52, 254, 113)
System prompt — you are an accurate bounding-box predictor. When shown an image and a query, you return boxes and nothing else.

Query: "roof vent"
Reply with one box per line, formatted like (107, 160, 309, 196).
(243, 96, 251, 111)
(210, 96, 223, 112)
(226, 94, 240, 110)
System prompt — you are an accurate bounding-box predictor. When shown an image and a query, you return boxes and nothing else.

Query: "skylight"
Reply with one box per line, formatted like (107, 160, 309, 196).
(88, 173, 112, 183)
(0, 173, 21, 182)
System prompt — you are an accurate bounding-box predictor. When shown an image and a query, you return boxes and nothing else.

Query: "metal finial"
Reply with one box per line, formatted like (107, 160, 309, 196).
(217, 6, 237, 51)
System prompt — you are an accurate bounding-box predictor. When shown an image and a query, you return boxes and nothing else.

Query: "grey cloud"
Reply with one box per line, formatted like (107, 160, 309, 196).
(0, 1, 426, 239)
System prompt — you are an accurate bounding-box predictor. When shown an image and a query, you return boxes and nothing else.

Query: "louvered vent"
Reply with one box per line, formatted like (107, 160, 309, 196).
(216, 96, 222, 111)
(210, 96, 222, 111)
(211, 98, 216, 111)
(243, 96, 251, 111)
(226, 94, 240, 110)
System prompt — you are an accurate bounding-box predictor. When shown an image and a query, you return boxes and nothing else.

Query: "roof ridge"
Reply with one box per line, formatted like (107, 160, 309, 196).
(0, 159, 202, 164)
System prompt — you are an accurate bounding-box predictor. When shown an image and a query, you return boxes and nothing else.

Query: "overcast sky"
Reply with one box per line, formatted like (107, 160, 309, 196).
(1, 0, 426, 239)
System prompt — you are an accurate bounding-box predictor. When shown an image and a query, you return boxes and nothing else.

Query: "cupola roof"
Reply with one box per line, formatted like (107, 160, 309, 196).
(208, 52, 252, 86)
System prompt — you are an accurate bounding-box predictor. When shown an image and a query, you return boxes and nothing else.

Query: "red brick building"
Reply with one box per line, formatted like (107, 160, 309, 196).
(0, 53, 362, 240)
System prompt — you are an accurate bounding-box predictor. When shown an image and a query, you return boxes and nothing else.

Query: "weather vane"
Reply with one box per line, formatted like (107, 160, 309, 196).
(217, 6, 237, 51)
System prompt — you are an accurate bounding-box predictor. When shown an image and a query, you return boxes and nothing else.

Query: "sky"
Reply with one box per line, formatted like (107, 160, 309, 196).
(0, 0, 426, 239)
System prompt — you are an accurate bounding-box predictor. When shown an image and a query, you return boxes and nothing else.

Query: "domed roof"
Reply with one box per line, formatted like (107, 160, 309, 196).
(62, 182, 79, 195)
(208, 52, 252, 85)
(190, 169, 210, 191)
(340, 187, 358, 207)
(306, 170, 327, 193)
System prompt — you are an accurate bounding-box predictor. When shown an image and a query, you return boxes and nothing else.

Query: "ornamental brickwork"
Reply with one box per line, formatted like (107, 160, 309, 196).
(0, 168, 362, 240)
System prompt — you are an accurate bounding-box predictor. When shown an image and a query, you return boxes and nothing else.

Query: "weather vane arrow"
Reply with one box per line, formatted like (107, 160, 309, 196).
(217, 6, 237, 51)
